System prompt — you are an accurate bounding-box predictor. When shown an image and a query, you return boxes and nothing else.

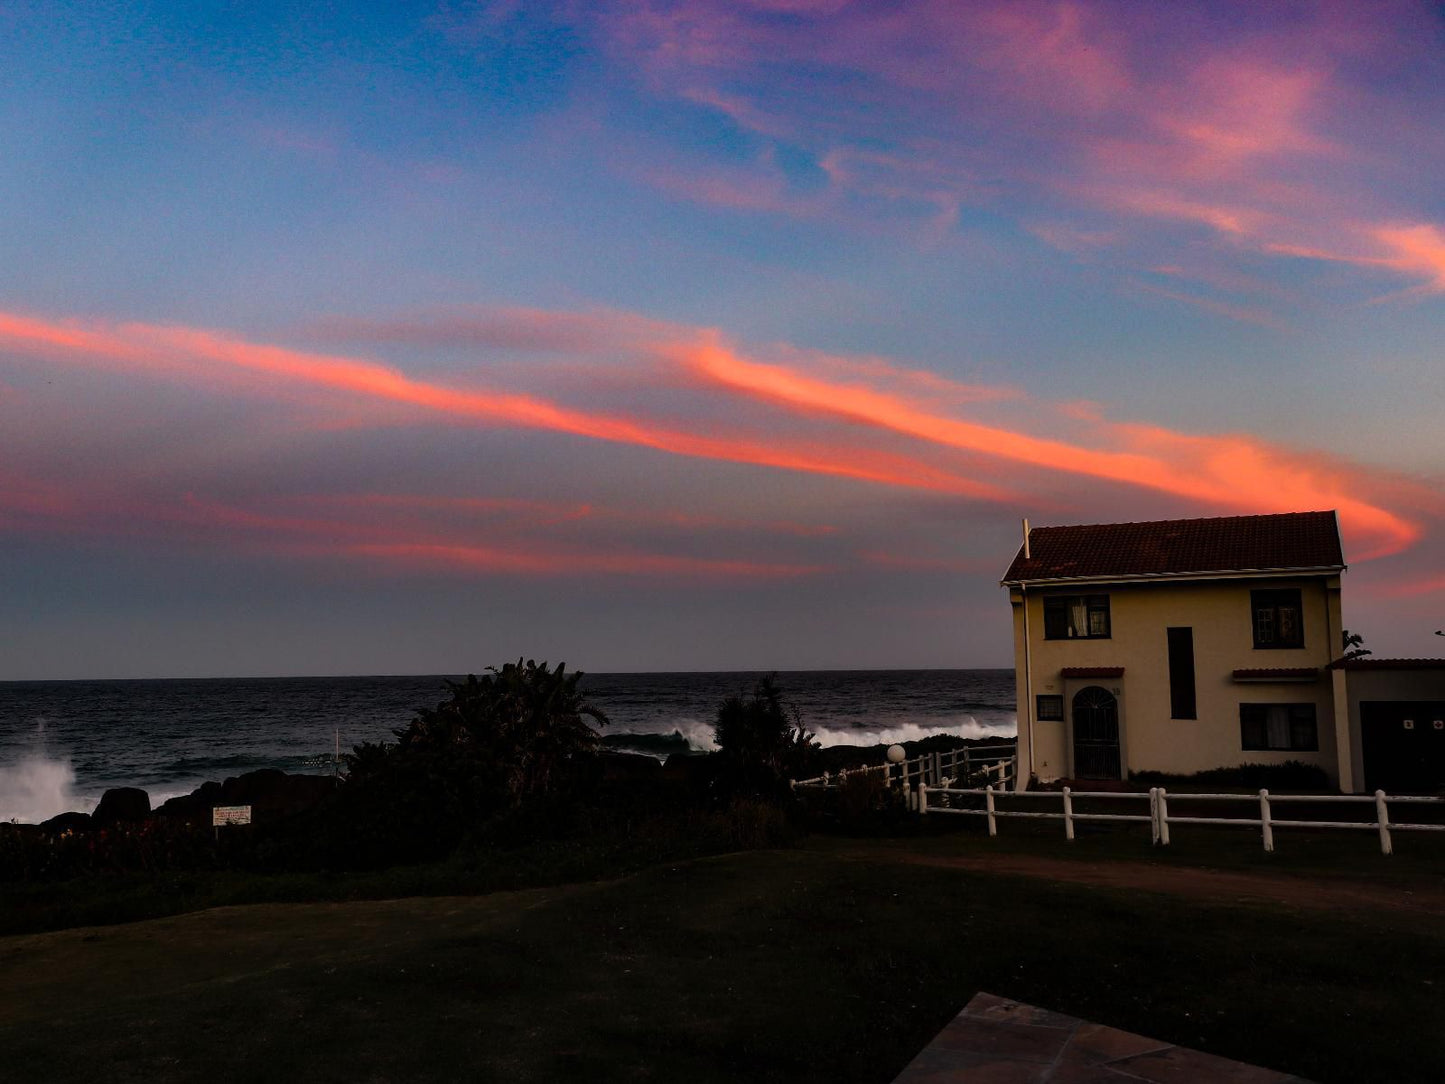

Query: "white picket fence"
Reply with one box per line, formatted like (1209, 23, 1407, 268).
(918, 784, 1445, 854)
(792, 744, 1016, 793)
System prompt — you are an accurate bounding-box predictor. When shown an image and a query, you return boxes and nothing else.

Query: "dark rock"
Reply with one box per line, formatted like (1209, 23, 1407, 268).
(663, 752, 716, 787)
(39, 811, 92, 834)
(599, 751, 663, 782)
(93, 787, 151, 826)
(155, 771, 335, 824)
(220, 770, 336, 820)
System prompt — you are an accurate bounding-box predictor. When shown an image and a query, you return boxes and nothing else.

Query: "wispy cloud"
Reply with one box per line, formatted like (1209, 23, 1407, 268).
(571, 1, 1445, 305)
(1, 304, 1430, 568)
(671, 334, 1424, 559)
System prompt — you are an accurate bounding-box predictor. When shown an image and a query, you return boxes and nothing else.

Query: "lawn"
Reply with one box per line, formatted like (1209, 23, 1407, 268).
(2, 832, 1442, 1083)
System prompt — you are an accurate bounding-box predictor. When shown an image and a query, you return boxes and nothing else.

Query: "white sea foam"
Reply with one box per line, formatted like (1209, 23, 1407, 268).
(0, 753, 86, 824)
(673, 719, 720, 752)
(616, 714, 1018, 756)
(810, 716, 1016, 748)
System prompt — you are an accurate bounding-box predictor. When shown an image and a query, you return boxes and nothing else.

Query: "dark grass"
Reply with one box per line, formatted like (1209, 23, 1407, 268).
(0, 803, 798, 937)
(6, 801, 1444, 938)
(2, 843, 1442, 1083)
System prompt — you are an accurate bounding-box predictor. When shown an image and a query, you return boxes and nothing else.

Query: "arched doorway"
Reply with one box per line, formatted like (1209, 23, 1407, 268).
(1072, 686, 1120, 779)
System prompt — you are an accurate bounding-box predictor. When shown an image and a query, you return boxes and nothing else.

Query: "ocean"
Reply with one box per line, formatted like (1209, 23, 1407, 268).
(0, 669, 1016, 823)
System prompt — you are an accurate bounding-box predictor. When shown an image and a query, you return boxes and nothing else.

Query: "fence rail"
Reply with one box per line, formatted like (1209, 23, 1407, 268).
(792, 744, 1016, 793)
(917, 783, 1445, 854)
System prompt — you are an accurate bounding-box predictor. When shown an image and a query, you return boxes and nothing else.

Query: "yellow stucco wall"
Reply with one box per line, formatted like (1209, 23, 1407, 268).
(1010, 576, 1344, 788)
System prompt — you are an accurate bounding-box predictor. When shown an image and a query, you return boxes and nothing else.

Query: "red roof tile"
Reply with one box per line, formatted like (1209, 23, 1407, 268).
(1060, 667, 1125, 678)
(1232, 667, 1319, 682)
(1002, 511, 1343, 583)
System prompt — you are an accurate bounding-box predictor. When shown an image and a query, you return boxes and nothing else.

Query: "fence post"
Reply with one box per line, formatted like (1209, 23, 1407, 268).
(1157, 788, 1171, 846)
(1259, 789, 1274, 853)
(985, 784, 997, 837)
(1062, 786, 1075, 841)
(919, 783, 929, 816)
(963, 749, 972, 784)
(1376, 790, 1393, 855)
(932, 751, 942, 785)
(1149, 788, 1159, 845)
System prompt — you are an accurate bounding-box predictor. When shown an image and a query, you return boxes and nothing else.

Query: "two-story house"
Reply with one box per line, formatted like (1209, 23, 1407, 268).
(1001, 511, 1356, 791)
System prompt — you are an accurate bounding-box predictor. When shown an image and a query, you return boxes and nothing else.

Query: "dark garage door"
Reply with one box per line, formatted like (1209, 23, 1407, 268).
(1361, 701, 1445, 793)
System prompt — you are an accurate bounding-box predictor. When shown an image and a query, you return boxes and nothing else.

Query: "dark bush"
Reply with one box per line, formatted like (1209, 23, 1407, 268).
(320, 660, 611, 867)
(1130, 760, 1333, 791)
(711, 675, 820, 801)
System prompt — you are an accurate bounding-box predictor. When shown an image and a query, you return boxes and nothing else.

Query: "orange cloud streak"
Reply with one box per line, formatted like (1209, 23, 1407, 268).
(0, 307, 1426, 563)
(350, 543, 823, 579)
(680, 339, 1421, 559)
(0, 311, 1013, 504)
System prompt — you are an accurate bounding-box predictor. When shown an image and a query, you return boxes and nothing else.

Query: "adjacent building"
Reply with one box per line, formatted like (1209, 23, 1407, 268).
(1001, 510, 1444, 793)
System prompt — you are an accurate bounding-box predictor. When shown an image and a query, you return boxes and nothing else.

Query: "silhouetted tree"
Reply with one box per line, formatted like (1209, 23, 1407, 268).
(712, 675, 819, 799)
(335, 660, 609, 863)
(1341, 629, 1371, 661)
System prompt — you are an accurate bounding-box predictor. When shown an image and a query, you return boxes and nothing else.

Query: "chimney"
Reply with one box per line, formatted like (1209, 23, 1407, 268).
(1022, 517, 1031, 560)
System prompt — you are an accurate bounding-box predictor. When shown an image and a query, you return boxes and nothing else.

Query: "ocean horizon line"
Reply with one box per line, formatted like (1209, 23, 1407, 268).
(2, 665, 1016, 685)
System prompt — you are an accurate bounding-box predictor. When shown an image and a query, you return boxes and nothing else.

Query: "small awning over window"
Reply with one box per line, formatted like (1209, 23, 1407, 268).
(1232, 667, 1319, 683)
(1060, 667, 1125, 679)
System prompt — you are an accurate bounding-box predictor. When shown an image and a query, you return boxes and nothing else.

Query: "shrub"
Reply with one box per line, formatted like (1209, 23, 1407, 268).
(327, 660, 611, 867)
(711, 675, 820, 801)
(1130, 761, 1333, 791)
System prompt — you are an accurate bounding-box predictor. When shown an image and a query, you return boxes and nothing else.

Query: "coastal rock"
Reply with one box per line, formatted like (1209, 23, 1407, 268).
(599, 751, 663, 782)
(155, 771, 335, 824)
(219, 769, 336, 818)
(93, 787, 151, 825)
(154, 781, 222, 823)
(662, 752, 715, 787)
(40, 811, 93, 834)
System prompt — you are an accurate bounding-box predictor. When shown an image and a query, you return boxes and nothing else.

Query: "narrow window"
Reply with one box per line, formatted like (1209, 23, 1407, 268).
(1240, 703, 1318, 751)
(1251, 589, 1304, 649)
(1167, 627, 1196, 719)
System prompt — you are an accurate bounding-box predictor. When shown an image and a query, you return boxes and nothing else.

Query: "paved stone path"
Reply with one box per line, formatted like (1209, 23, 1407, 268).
(893, 992, 1315, 1083)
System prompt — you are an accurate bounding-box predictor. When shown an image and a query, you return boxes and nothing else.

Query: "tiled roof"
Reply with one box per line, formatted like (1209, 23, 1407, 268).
(1329, 657, 1445, 671)
(1060, 666, 1125, 678)
(1002, 511, 1343, 583)
(1232, 667, 1319, 682)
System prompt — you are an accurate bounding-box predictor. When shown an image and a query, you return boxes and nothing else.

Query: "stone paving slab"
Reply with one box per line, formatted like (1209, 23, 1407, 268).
(893, 993, 1315, 1083)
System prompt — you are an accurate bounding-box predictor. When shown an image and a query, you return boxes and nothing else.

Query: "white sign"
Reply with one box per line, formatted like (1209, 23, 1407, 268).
(212, 805, 252, 826)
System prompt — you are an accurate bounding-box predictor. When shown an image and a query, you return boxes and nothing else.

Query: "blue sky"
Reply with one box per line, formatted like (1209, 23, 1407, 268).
(1, 1, 1443, 678)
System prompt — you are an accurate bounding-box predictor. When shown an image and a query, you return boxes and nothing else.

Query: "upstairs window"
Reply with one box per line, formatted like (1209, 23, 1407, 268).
(1240, 703, 1318, 751)
(1252, 589, 1304, 649)
(1044, 595, 1111, 639)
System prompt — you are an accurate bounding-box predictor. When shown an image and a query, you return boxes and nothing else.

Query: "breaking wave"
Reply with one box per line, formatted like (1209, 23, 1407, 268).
(0, 753, 85, 824)
(810, 716, 1016, 748)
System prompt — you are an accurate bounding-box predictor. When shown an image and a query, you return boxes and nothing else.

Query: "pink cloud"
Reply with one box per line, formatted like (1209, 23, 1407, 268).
(2, 303, 1433, 572)
(673, 334, 1425, 560)
(582, 2, 1445, 298)
(1130, 281, 1287, 330)
(0, 308, 1018, 504)
(349, 542, 825, 579)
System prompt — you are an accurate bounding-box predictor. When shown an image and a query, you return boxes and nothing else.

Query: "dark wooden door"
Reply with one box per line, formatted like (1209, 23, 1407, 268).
(1072, 686, 1121, 779)
(1362, 701, 1445, 793)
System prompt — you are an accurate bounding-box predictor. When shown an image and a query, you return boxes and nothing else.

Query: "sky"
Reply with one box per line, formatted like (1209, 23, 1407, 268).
(1, 0, 1443, 679)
